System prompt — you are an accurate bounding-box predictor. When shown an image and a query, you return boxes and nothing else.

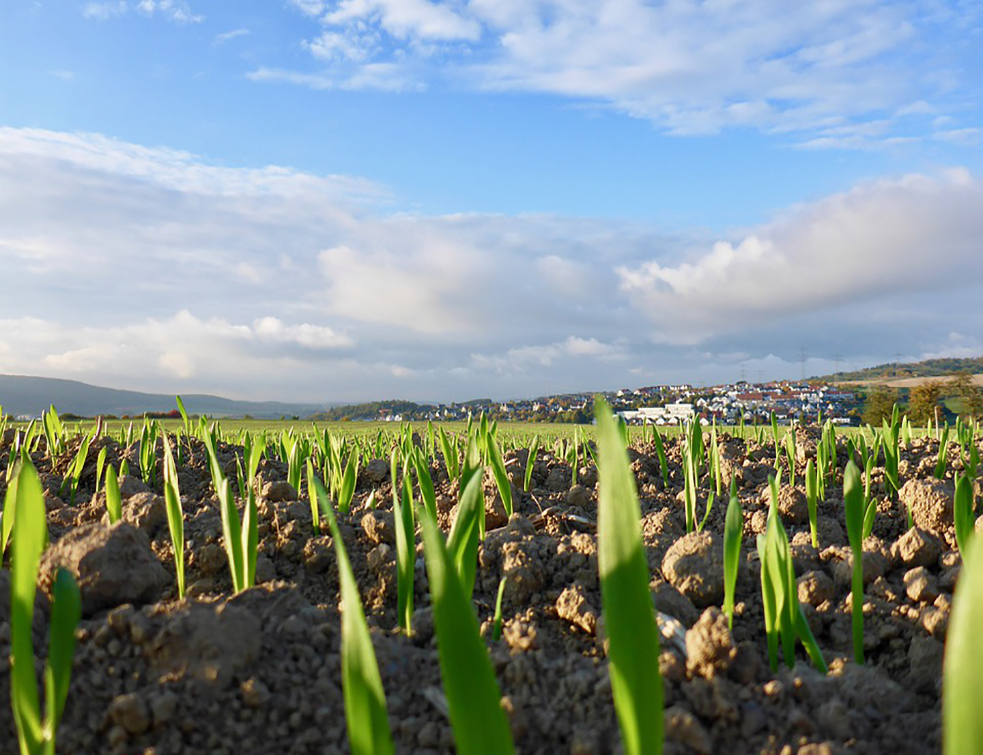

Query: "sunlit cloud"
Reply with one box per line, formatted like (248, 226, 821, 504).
(1, 127, 981, 400)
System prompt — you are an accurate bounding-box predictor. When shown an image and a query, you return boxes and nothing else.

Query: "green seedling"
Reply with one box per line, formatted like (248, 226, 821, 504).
(944, 537, 983, 754)
(446, 466, 485, 600)
(651, 426, 669, 489)
(523, 434, 540, 493)
(595, 398, 663, 755)
(758, 472, 827, 673)
(419, 508, 515, 755)
(161, 435, 185, 599)
(805, 459, 819, 549)
(954, 473, 976, 555)
(313, 479, 395, 755)
(104, 465, 122, 524)
(492, 577, 507, 642)
(393, 468, 415, 634)
(412, 446, 438, 522)
(486, 429, 513, 518)
(438, 426, 459, 482)
(722, 478, 743, 630)
(843, 460, 865, 665)
(10, 461, 82, 755)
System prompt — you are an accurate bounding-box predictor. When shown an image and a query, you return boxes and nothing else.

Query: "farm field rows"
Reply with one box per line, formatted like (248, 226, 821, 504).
(0, 405, 980, 754)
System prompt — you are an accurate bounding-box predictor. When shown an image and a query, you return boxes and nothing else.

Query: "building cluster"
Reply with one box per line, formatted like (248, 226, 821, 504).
(373, 380, 859, 425)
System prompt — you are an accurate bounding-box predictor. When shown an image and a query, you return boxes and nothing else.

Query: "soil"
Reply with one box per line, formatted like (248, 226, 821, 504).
(1, 427, 979, 755)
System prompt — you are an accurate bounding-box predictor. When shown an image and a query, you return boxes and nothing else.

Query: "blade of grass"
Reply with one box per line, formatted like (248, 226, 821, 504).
(594, 397, 663, 755)
(943, 537, 983, 754)
(313, 479, 395, 755)
(419, 509, 515, 755)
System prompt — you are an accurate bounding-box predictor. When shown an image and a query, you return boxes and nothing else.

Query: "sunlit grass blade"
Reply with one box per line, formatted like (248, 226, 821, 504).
(805, 458, 819, 548)
(313, 479, 395, 755)
(93, 446, 107, 502)
(446, 468, 485, 600)
(11, 461, 46, 754)
(492, 576, 507, 642)
(954, 473, 975, 554)
(393, 471, 415, 634)
(486, 431, 513, 517)
(413, 447, 438, 522)
(306, 458, 322, 535)
(419, 509, 515, 755)
(594, 397, 663, 755)
(104, 465, 122, 524)
(944, 537, 983, 754)
(44, 566, 82, 746)
(162, 434, 185, 599)
(216, 476, 244, 593)
(723, 478, 742, 630)
(438, 426, 459, 482)
(338, 448, 358, 514)
(843, 460, 865, 664)
(523, 434, 539, 493)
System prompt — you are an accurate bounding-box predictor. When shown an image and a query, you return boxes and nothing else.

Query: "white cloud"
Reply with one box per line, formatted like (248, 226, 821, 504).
(617, 171, 983, 344)
(82, 2, 127, 19)
(137, 0, 203, 23)
(266, 0, 978, 139)
(1, 126, 981, 400)
(214, 28, 250, 45)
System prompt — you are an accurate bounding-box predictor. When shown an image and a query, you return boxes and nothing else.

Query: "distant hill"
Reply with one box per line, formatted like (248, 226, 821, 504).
(814, 356, 983, 384)
(0, 375, 330, 419)
(310, 399, 430, 421)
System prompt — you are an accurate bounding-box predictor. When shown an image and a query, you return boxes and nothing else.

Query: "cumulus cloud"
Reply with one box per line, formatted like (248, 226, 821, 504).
(268, 0, 979, 139)
(617, 169, 983, 344)
(1, 126, 981, 400)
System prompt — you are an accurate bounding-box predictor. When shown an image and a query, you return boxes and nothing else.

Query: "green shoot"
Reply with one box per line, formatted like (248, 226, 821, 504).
(722, 478, 743, 630)
(161, 434, 185, 599)
(595, 398, 663, 755)
(492, 577, 507, 642)
(944, 537, 983, 754)
(314, 479, 395, 755)
(843, 460, 865, 665)
(954, 473, 975, 555)
(393, 468, 415, 634)
(523, 434, 540, 493)
(486, 430, 513, 518)
(419, 508, 515, 755)
(805, 458, 819, 549)
(104, 465, 122, 525)
(10, 461, 82, 755)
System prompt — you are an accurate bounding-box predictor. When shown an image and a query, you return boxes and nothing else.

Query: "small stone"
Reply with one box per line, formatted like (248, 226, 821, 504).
(150, 692, 179, 727)
(196, 543, 226, 576)
(797, 570, 835, 607)
(663, 706, 711, 755)
(109, 693, 150, 735)
(685, 607, 736, 678)
(566, 484, 592, 509)
(555, 584, 598, 635)
(241, 678, 271, 708)
(417, 721, 440, 748)
(362, 458, 389, 485)
(903, 566, 939, 603)
(261, 480, 298, 502)
(662, 531, 725, 608)
(893, 527, 942, 568)
(900, 478, 953, 534)
(361, 510, 395, 546)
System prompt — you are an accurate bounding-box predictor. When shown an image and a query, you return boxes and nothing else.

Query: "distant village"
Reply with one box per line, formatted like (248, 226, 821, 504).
(372, 381, 860, 426)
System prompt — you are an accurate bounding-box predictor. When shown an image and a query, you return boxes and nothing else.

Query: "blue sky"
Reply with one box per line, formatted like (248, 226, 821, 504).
(1, 0, 981, 403)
